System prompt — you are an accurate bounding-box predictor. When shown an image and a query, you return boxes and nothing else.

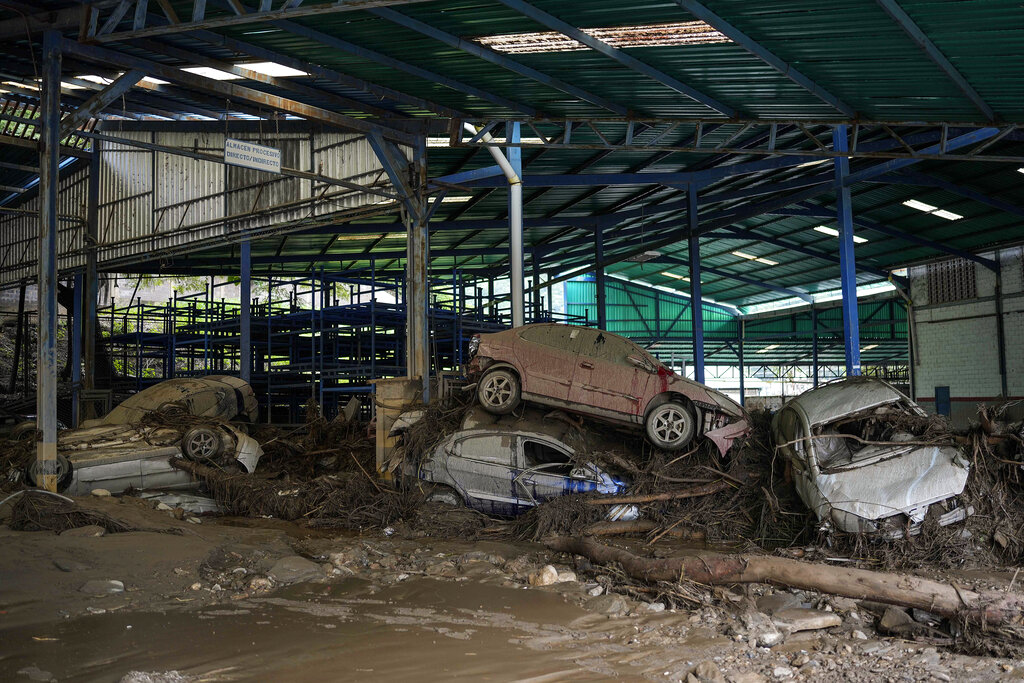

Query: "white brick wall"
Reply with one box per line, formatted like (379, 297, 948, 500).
(911, 247, 1024, 426)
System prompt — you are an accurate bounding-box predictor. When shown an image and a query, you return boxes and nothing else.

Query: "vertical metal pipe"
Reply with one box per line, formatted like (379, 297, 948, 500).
(738, 323, 745, 407)
(811, 306, 819, 388)
(687, 188, 705, 384)
(9, 281, 25, 393)
(37, 31, 61, 491)
(239, 239, 252, 382)
(72, 274, 83, 426)
(508, 122, 524, 328)
(833, 125, 861, 376)
(994, 251, 1008, 397)
(84, 140, 99, 406)
(531, 253, 541, 321)
(595, 225, 607, 329)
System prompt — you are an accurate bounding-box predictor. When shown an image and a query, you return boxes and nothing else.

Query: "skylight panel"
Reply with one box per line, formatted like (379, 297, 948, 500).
(813, 225, 867, 243)
(931, 209, 962, 221)
(756, 344, 779, 353)
(661, 271, 689, 281)
(242, 62, 309, 78)
(476, 21, 730, 54)
(181, 66, 241, 81)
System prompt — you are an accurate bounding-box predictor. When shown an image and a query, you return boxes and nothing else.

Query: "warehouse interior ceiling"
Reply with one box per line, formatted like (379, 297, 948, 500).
(0, 0, 1021, 311)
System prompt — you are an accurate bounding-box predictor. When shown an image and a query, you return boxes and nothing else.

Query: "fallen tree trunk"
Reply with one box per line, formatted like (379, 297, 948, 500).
(586, 480, 732, 505)
(582, 520, 705, 541)
(546, 536, 1024, 631)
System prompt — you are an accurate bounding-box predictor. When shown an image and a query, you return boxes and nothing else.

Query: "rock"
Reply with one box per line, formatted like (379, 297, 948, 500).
(186, 517, 202, 525)
(61, 525, 106, 537)
(155, 503, 173, 512)
(53, 558, 90, 572)
(190, 582, 202, 591)
(586, 585, 604, 597)
(90, 488, 111, 497)
(555, 570, 577, 583)
(994, 529, 1009, 549)
(771, 608, 841, 632)
(329, 548, 369, 569)
(457, 551, 504, 566)
(80, 579, 124, 595)
(727, 674, 767, 683)
(879, 606, 914, 633)
(172, 507, 186, 520)
(756, 592, 801, 615)
(742, 611, 785, 647)
(830, 596, 858, 612)
(268, 556, 323, 584)
(646, 602, 666, 613)
(528, 565, 559, 587)
(910, 608, 941, 626)
(586, 593, 629, 616)
(691, 661, 726, 683)
(248, 577, 272, 592)
(16, 665, 55, 682)
(850, 629, 868, 640)
(771, 666, 793, 679)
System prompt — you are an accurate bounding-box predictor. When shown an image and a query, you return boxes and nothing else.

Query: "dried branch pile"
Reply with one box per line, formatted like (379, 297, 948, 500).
(5, 490, 180, 535)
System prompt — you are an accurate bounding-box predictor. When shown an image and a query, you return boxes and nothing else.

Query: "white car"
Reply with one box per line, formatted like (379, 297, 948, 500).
(772, 378, 971, 537)
(27, 376, 262, 495)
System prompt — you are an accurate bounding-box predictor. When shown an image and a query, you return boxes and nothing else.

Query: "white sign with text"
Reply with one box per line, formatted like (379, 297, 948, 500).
(224, 138, 282, 174)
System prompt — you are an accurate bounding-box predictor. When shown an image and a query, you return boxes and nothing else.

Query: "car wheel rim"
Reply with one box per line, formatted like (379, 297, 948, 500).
(482, 376, 512, 406)
(654, 408, 688, 444)
(190, 433, 216, 458)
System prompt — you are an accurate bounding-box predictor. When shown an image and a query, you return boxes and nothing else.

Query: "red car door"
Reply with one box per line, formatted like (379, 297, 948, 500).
(513, 324, 584, 401)
(568, 329, 651, 420)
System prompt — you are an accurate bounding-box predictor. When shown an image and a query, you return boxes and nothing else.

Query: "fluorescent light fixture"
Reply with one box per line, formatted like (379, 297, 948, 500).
(813, 225, 867, 244)
(333, 234, 382, 241)
(661, 271, 689, 281)
(242, 61, 309, 78)
(732, 250, 778, 266)
(427, 137, 452, 148)
(476, 21, 730, 54)
(902, 199, 937, 213)
(181, 66, 241, 81)
(756, 344, 779, 354)
(440, 195, 472, 203)
(903, 199, 962, 221)
(626, 250, 661, 263)
(861, 344, 878, 351)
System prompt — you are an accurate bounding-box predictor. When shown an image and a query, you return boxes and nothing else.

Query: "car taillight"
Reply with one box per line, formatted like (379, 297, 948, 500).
(468, 334, 480, 358)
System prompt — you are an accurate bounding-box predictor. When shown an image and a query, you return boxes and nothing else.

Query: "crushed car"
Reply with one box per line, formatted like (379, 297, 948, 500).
(397, 406, 637, 519)
(25, 375, 262, 496)
(772, 377, 972, 537)
(467, 323, 748, 453)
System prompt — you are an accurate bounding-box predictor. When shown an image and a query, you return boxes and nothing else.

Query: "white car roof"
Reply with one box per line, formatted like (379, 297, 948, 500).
(786, 378, 912, 427)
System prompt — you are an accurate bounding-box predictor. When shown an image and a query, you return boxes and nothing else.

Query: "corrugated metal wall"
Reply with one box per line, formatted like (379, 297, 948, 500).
(564, 276, 740, 339)
(0, 131, 400, 286)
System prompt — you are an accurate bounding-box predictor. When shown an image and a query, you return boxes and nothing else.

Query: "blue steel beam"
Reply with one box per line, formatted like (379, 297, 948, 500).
(189, 28, 465, 119)
(671, 0, 856, 117)
(843, 127, 999, 185)
(494, 0, 737, 117)
(431, 165, 504, 186)
(833, 125, 861, 376)
(688, 189, 705, 384)
(876, 170, 1024, 221)
(58, 69, 145, 137)
(270, 20, 536, 116)
(369, 8, 631, 115)
(875, 0, 995, 121)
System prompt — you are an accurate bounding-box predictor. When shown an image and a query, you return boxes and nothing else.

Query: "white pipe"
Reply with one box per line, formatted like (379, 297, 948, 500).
(464, 123, 524, 327)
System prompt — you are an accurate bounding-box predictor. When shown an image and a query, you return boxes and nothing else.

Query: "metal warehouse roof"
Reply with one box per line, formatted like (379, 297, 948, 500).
(0, 1, 1022, 310)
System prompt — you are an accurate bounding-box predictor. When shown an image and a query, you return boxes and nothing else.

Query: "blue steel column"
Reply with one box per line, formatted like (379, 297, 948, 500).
(507, 122, 524, 328)
(595, 225, 607, 329)
(84, 140, 99, 414)
(833, 125, 861, 376)
(737, 323, 745, 407)
(37, 31, 61, 491)
(72, 275, 83, 426)
(687, 188, 706, 384)
(811, 306, 820, 387)
(239, 239, 252, 383)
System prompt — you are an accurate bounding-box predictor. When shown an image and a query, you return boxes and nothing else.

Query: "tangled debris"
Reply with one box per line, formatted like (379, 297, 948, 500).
(4, 490, 180, 535)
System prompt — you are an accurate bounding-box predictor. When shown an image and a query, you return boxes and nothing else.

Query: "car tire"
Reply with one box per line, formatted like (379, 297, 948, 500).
(645, 401, 696, 451)
(181, 427, 224, 461)
(477, 369, 521, 415)
(426, 486, 464, 507)
(25, 453, 74, 492)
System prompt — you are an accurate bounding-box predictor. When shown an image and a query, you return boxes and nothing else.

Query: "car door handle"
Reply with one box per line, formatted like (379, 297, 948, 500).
(579, 361, 594, 369)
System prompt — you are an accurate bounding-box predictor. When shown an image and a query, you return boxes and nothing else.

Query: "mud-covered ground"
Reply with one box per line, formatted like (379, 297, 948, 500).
(2, 495, 1023, 683)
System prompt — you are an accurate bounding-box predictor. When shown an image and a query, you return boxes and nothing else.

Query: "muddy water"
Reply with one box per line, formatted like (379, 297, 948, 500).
(1, 576, 712, 682)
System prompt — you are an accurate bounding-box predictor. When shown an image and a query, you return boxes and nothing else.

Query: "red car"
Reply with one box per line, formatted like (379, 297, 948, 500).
(467, 323, 749, 453)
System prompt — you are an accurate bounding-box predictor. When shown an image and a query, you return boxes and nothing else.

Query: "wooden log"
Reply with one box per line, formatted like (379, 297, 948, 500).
(582, 520, 705, 541)
(586, 479, 732, 505)
(546, 536, 1024, 631)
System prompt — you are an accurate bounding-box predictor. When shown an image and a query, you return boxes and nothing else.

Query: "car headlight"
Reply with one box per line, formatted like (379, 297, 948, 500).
(468, 335, 480, 358)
